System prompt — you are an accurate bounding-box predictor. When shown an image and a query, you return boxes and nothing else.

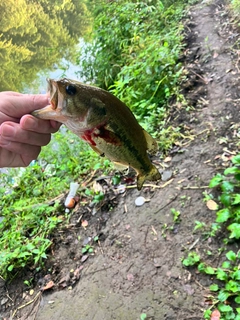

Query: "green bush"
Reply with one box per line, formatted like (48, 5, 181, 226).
(79, 0, 189, 137)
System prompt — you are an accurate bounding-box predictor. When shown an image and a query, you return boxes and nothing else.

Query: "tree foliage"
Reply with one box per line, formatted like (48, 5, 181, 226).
(79, 0, 188, 136)
(0, 0, 92, 91)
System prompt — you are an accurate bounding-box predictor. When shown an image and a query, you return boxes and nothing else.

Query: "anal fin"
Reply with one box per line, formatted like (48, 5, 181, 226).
(113, 161, 129, 173)
(90, 145, 105, 157)
(143, 129, 158, 154)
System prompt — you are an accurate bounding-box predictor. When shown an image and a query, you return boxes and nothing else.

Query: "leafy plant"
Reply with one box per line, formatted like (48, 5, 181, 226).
(82, 244, 94, 254)
(183, 154, 240, 319)
(182, 251, 200, 267)
(171, 208, 181, 223)
(140, 313, 147, 320)
(0, 129, 112, 279)
(78, 0, 190, 149)
(209, 155, 240, 240)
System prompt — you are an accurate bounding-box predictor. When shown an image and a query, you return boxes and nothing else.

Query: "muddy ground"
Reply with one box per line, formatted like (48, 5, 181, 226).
(1, 0, 240, 319)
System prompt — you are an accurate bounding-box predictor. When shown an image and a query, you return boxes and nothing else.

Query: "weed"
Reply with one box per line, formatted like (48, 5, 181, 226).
(82, 244, 94, 254)
(182, 251, 200, 267)
(183, 154, 240, 319)
(171, 208, 181, 223)
(0, 129, 111, 279)
(140, 314, 147, 320)
(193, 220, 206, 232)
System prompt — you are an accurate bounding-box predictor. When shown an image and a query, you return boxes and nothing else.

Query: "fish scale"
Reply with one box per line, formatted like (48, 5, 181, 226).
(32, 78, 161, 190)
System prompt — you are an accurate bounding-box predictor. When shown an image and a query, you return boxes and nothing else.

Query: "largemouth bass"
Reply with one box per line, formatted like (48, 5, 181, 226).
(32, 78, 161, 190)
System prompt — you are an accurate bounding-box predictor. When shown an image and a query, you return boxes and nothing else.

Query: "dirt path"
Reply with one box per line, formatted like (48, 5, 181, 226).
(1, 0, 240, 319)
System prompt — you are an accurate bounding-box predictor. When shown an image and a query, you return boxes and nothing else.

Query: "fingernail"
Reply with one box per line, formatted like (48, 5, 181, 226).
(23, 117, 37, 129)
(0, 124, 16, 138)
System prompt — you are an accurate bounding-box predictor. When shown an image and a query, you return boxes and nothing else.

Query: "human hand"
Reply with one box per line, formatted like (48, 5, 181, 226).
(0, 92, 61, 167)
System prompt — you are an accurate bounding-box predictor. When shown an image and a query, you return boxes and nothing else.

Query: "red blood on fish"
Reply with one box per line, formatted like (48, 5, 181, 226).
(81, 129, 96, 146)
(81, 125, 121, 147)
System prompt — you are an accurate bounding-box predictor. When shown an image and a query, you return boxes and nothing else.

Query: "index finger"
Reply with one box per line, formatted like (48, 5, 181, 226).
(0, 92, 49, 120)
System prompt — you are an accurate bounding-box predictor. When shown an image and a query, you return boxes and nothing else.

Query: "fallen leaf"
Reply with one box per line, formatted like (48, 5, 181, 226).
(206, 199, 218, 211)
(210, 309, 220, 320)
(164, 156, 172, 163)
(42, 280, 54, 291)
(73, 266, 83, 280)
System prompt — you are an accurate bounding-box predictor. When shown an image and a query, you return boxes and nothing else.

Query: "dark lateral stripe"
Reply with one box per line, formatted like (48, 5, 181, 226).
(110, 121, 151, 174)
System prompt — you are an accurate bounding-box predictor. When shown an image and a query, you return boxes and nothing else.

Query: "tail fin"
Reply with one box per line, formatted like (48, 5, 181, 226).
(137, 165, 161, 191)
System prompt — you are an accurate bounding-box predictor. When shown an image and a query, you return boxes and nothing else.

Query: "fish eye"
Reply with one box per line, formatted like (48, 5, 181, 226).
(66, 85, 77, 95)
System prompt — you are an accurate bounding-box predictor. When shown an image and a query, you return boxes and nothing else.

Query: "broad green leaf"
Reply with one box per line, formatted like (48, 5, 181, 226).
(205, 266, 215, 275)
(209, 174, 223, 188)
(235, 173, 240, 181)
(216, 208, 231, 223)
(218, 292, 230, 303)
(228, 223, 240, 239)
(226, 280, 240, 293)
(232, 155, 240, 164)
(235, 296, 240, 304)
(182, 252, 200, 267)
(204, 309, 211, 318)
(216, 268, 228, 281)
(233, 270, 240, 280)
(221, 181, 234, 193)
(209, 284, 219, 291)
(221, 261, 231, 269)
(220, 193, 231, 206)
(7, 264, 14, 272)
(224, 166, 240, 175)
(237, 307, 240, 314)
(232, 194, 240, 205)
(226, 250, 236, 261)
(218, 301, 232, 309)
(18, 252, 32, 258)
(198, 262, 207, 273)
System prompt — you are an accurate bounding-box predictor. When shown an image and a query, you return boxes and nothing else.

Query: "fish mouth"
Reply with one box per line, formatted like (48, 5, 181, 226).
(47, 78, 58, 110)
(32, 79, 67, 123)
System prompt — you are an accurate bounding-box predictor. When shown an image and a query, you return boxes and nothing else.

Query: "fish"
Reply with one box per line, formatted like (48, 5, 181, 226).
(32, 78, 161, 190)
